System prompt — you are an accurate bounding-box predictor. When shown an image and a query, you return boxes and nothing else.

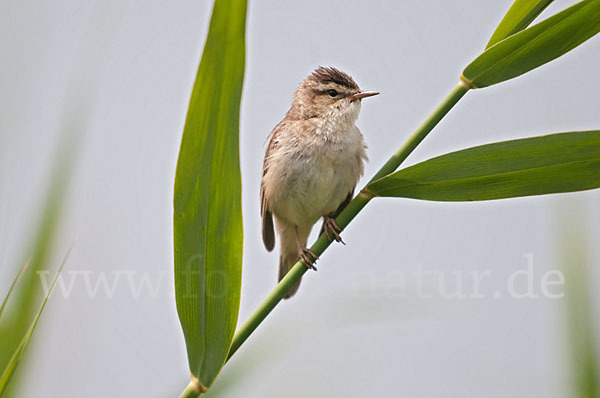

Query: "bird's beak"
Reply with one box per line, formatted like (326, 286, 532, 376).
(348, 91, 379, 101)
(349, 91, 380, 100)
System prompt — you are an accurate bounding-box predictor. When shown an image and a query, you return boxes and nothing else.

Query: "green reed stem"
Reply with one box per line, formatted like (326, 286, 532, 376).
(179, 381, 205, 398)
(226, 80, 471, 361)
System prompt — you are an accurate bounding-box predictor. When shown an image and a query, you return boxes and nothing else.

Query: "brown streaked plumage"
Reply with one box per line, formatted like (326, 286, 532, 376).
(260, 66, 378, 298)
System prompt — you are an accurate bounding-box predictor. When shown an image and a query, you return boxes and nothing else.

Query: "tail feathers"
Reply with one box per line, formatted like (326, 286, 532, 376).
(276, 220, 312, 299)
(279, 251, 301, 299)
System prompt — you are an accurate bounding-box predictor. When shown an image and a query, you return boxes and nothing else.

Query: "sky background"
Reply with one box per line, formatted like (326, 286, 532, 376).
(1, 0, 599, 397)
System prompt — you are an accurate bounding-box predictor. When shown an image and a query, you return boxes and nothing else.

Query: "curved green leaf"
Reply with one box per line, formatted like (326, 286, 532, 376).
(486, 0, 554, 48)
(463, 0, 600, 88)
(367, 131, 600, 201)
(173, 0, 246, 391)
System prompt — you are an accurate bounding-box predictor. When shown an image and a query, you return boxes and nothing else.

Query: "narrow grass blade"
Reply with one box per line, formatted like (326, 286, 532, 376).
(0, 258, 30, 320)
(486, 0, 554, 48)
(367, 131, 600, 201)
(463, 0, 600, 88)
(173, 0, 246, 392)
(0, 245, 72, 394)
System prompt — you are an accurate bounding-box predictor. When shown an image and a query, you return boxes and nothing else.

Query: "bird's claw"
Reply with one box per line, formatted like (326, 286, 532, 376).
(299, 248, 318, 271)
(323, 217, 345, 244)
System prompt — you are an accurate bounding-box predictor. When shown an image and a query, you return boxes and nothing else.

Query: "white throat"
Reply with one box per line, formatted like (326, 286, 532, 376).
(318, 100, 361, 140)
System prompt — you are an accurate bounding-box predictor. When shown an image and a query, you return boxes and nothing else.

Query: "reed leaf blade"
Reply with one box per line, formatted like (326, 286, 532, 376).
(367, 131, 600, 201)
(173, 0, 246, 390)
(463, 0, 600, 88)
(486, 0, 555, 48)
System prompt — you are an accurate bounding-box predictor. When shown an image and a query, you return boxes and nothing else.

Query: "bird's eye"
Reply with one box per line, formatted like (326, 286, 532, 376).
(327, 89, 338, 97)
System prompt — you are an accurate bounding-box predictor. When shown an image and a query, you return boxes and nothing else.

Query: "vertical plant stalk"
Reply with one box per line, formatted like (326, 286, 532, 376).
(226, 80, 470, 360)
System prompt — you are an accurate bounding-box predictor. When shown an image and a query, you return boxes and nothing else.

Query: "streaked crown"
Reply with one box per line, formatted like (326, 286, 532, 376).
(308, 66, 359, 91)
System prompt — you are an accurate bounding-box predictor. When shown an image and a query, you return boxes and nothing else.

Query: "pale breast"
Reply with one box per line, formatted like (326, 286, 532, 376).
(263, 120, 366, 226)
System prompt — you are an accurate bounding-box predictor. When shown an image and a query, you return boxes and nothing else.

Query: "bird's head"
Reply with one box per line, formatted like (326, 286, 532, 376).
(288, 66, 379, 121)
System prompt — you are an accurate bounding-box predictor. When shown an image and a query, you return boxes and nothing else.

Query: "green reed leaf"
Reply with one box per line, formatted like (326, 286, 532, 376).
(367, 131, 600, 201)
(173, 0, 246, 392)
(486, 0, 554, 49)
(463, 0, 600, 88)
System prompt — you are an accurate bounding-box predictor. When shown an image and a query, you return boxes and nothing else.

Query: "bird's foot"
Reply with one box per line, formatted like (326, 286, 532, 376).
(323, 217, 344, 244)
(298, 247, 319, 271)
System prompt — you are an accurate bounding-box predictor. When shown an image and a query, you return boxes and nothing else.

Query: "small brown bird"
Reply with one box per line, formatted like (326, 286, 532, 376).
(260, 67, 379, 298)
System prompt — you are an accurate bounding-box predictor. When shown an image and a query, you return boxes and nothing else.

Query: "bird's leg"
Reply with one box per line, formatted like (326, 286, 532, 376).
(323, 216, 344, 244)
(295, 225, 318, 270)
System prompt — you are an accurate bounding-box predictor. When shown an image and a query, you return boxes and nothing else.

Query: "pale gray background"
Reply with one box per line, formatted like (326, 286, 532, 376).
(1, 0, 599, 397)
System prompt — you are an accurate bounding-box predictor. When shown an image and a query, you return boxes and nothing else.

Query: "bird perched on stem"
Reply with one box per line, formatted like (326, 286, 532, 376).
(260, 66, 379, 298)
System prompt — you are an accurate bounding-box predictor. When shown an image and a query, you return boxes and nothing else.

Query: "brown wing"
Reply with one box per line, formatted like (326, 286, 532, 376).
(319, 188, 354, 236)
(260, 123, 283, 252)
